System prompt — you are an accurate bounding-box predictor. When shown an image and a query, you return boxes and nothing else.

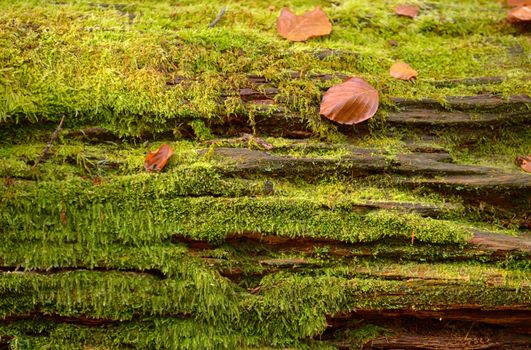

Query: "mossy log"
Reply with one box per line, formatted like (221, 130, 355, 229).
(2, 0, 531, 348)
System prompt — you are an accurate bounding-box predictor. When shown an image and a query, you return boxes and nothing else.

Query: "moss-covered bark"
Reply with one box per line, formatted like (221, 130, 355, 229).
(1, 0, 530, 348)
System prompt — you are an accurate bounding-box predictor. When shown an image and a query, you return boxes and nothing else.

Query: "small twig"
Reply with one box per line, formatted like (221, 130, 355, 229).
(464, 322, 475, 340)
(32, 115, 66, 169)
(208, 6, 227, 28)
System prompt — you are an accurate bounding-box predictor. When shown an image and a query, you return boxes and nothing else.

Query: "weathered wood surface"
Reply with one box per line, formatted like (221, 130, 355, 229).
(363, 333, 531, 350)
(469, 231, 531, 252)
(60, 88, 530, 142)
(331, 308, 531, 331)
(178, 231, 531, 256)
(386, 109, 529, 126)
(211, 147, 531, 192)
(168, 72, 531, 135)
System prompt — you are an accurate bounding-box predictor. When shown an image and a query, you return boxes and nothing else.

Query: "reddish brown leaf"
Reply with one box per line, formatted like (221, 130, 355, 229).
(507, 0, 531, 7)
(390, 61, 418, 81)
(92, 176, 102, 186)
(319, 77, 379, 125)
(277, 7, 332, 42)
(508, 5, 531, 22)
(516, 155, 531, 173)
(394, 5, 420, 18)
(144, 144, 174, 172)
(60, 209, 67, 225)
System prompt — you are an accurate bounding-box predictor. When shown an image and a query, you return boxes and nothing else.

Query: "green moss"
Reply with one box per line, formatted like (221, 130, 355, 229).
(445, 127, 531, 170)
(331, 324, 389, 348)
(1, 0, 529, 136)
(2, 266, 527, 348)
(1, 318, 260, 350)
(1, 1, 529, 347)
(0, 188, 472, 245)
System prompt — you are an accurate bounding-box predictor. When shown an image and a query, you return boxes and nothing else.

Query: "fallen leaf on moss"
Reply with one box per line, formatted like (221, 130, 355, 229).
(508, 5, 531, 22)
(320, 77, 379, 125)
(507, 0, 531, 7)
(394, 5, 420, 18)
(390, 61, 418, 80)
(516, 155, 531, 173)
(60, 209, 67, 225)
(144, 144, 174, 172)
(277, 7, 332, 41)
(92, 176, 102, 186)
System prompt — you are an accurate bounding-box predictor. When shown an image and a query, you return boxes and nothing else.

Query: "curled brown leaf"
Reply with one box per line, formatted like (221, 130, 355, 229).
(508, 5, 531, 22)
(394, 5, 420, 18)
(277, 7, 332, 42)
(516, 155, 531, 173)
(507, 0, 531, 7)
(390, 61, 418, 81)
(144, 144, 174, 172)
(319, 77, 379, 125)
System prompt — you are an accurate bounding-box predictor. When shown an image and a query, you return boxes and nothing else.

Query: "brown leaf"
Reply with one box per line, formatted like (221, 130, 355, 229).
(508, 5, 531, 22)
(60, 209, 67, 225)
(320, 77, 379, 125)
(390, 61, 418, 81)
(507, 0, 531, 7)
(92, 176, 102, 186)
(516, 155, 531, 173)
(394, 5, 420, 18)
(277, 7, 332, 42)
(144, 144, 174, 172)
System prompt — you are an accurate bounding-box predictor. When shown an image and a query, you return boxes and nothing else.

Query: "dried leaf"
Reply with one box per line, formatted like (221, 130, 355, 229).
(277, 7, 332, 42)
(144, 144, 174, 172)
(394, 5, 420, 18)
(92, 176, 102, 186)
(60, 209, 67, 225)
(390, 61, 418, 80)
(508, 5, 531, 22)
(507, 0, 531, 7)
(516, 155, 531, 173)
(320, 77, 379, 125)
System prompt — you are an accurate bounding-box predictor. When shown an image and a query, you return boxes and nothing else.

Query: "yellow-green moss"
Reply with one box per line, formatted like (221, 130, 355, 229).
(1, 0, 529, 136)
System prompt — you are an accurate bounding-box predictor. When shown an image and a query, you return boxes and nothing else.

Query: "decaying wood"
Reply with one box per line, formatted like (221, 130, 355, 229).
(209, 147, 531, 192)
(66, 127, 120, 142)
(0, 266, 166, 279)
(175, 72, 531, 135)
(469, 231, 531, 252)
(431, 76, 505, 87)
(1, 312, 119, 327)
(386, 109, 529, 126)
(331, 307, 531, 332)
(177, 230, 531, 257)
(390, 94, 531, 111)
(363, 332, 531, 349)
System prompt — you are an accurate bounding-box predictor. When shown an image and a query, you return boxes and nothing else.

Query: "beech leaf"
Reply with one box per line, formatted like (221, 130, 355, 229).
(516, 156, 531, 173)
(394, 5, 420, 18)
(507, 0, 531, 7)
(144, 144, 174, 172)
(320, 77, 379, 125)
(390, 61, 418, 81)
(277, 7, 332, 42)
(508, 5, 531, 22)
